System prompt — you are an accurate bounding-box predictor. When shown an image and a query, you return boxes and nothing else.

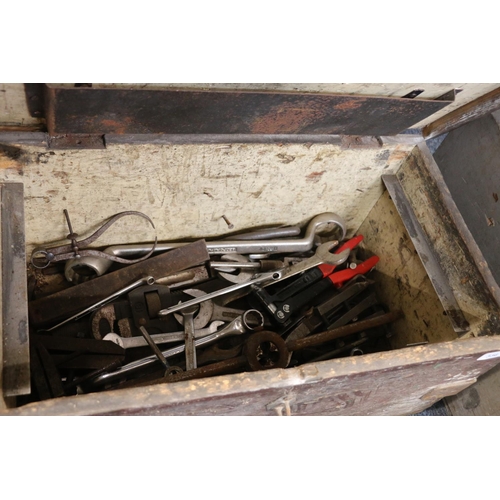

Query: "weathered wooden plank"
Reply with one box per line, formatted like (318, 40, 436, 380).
(5, 337, 500, 416)
(423, 86, 500, 139)
(446, 362, 500, 415)
(397, 144, 500, 328)
(358, 191, 459, 348)
(0, 142, 415, 255)
(1, 183, 30, 396)
(433, 115, 500, 295)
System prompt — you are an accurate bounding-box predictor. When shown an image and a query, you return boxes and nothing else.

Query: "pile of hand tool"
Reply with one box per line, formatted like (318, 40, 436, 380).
(22, 211, 402, 403)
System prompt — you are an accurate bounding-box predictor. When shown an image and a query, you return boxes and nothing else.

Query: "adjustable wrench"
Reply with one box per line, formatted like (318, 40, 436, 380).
(157, 241, 350, 318)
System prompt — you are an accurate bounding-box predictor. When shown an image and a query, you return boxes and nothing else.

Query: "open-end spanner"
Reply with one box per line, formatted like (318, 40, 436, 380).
(213, 253, 255, 284)
(157, 241, 350, 318)
(182, 304, 199, 370)
(102, 321, 224, 348)
(175, 288, 274, 328)
(91, 309, 265, 386)
(213, 254, 285, 284)
(174, 288, 254, 324)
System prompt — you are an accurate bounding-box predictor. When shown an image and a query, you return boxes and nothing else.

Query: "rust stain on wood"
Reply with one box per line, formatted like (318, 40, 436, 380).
(0, 147, 24, 172)
(388, 149, 410, 162)
(306, 170, 326, 182)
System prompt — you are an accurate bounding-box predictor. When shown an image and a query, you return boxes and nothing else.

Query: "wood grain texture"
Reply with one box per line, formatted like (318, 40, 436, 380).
(433, 115, 500, 294)
(6, 337, 500, 416)
(396, 145, 500, 328)
(446, 362, 500, 415)
(0, 84, 44, 128)
(358, 190, 458, 347)
(0, 142, 414, 255)
(1, 183, 30, 397)
(423, 86, 500, 139)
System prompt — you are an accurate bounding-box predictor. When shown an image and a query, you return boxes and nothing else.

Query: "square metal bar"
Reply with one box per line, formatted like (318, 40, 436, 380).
(1, 182, 30, 397)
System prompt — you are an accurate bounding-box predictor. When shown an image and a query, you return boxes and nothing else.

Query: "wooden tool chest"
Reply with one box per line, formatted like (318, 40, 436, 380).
(2, 83, 500, 416)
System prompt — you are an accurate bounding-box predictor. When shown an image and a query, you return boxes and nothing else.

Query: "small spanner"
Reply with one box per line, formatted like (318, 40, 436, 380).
(158, 241, 350, 318)
(102, 321, 224, 348)
(174, 288, 253, 325)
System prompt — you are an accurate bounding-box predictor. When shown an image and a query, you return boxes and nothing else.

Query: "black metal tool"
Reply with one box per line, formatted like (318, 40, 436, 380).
(285, 276, 373, 346)
(253, 250, 379, 324)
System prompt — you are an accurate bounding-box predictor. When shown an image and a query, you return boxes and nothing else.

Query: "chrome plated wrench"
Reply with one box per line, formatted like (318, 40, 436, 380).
(91, 310, 265, 386)
(102, 321, 224, 348)
(64, 212, 346, 280)
(157, 241, 350, 318)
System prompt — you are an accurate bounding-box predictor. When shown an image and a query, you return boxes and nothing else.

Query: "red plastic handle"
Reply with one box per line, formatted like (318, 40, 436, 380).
(318, 234, 364, 277)
(327, 255, 380, 287)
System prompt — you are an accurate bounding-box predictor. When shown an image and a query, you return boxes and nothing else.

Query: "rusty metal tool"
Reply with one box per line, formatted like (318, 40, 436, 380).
(32, 333, 126, 372)
(92, 303, 132, 340)
(157, 241, 350, 318)
(133, 330, 290, 386)
(139, 326, 170, 370)
(29, 239, 210, 328)
(155, 266, 210, 290)
(196, 342, 243, 365)
(286, 310, 403, 353)
(40, 276, 155, 332)
(90, 309, 265, 386)
(64, 212, 346, 279)
(285, 276, 373, 345)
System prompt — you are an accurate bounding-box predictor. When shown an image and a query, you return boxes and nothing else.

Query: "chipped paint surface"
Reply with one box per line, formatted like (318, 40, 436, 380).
(0, 143, 413, 254)
(6, 336, 500, 416)
(358, 190, 459, 347)
(0, 83, 43, 127)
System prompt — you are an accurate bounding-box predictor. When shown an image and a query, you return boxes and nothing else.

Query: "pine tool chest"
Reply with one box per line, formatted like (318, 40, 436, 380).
(2, 83, 500, 416)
